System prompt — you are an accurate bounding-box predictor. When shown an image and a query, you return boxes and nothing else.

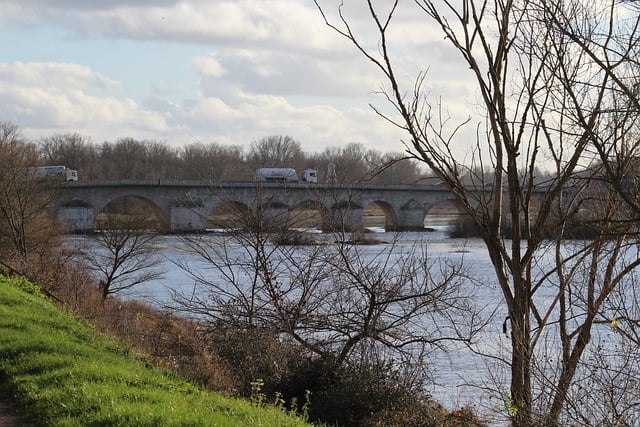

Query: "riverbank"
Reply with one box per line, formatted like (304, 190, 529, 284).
(0, 275, 310, 426)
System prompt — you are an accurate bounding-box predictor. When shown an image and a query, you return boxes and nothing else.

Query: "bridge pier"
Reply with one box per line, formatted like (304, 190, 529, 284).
(397, 201, 428, 231)
(170, 206, 208, 232)
(332, 205, 363, 232)
(55, 207, 95, 233)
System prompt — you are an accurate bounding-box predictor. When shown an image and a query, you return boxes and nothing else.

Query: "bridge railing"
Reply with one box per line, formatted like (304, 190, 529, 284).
(62, 179, 458, 191)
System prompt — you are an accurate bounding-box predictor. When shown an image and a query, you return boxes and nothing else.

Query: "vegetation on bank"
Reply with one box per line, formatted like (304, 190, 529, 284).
(0, 274, 311, 427)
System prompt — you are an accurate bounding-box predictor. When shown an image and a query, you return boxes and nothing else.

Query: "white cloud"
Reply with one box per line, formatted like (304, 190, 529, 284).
(0, 62, 171, 139)
(2, 1, 345, 53)
(0, 59, 407, 154)
(192, 55, 227, 78)
(0, 62, 120, 91)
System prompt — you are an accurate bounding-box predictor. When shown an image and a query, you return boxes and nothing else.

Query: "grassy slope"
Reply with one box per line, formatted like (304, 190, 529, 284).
(0, 275, 311, 427)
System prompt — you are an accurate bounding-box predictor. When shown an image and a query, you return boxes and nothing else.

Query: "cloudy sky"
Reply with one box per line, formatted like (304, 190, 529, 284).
(0, 1, 474, 154)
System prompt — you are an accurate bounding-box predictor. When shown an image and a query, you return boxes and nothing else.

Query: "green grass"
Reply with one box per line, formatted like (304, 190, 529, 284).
(0, 275, 312, 426)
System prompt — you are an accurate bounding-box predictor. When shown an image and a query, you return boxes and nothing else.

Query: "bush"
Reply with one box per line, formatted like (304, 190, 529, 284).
(271, 229, 318, 246)
(278, 356, 487, 426)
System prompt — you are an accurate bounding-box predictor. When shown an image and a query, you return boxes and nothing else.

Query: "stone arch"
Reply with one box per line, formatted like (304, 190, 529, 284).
(208, 201, 253, 230)
(424, 199, 467, 230)
(362, 200, 398, 231)
(290, 199, 332, 231)
(96, 195, 169, 232)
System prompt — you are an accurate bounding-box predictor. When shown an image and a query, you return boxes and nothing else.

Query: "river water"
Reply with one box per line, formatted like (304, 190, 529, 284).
(68, 227, 635, 425)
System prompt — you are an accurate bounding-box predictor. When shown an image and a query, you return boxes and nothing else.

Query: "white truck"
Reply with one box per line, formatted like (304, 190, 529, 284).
(255, 168, 317, 183)
(301, 168, 317, 183)
(32, 165, 78, 181)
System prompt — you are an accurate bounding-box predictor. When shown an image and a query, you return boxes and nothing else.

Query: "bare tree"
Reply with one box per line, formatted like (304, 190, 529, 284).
(0, 122, 61, 268)
(179, 142, 248, 181)
(39, 133, 96, 179)
(97, 138, 148, 179)
(81, 210, 165, 300)
(326, 143, 371, 183)
(314, 0, 640, 425)
(369, 152, 424, 184)
(248, 135, 306, 172)
(143, 141, 181, 180)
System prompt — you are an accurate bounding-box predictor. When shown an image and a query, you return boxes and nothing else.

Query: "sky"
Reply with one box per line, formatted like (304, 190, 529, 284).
(0, 1, 475, 155)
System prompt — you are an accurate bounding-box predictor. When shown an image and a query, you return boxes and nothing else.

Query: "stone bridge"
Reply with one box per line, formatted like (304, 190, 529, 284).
(54, 180, 468, 233)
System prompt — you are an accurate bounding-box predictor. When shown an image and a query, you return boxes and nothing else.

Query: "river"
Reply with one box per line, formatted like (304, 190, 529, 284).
(66, 226, 637, 425)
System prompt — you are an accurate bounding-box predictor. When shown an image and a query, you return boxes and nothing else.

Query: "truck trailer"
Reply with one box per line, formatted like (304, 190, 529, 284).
(255, 168, 317, 183)
(31, 165, 78, 181)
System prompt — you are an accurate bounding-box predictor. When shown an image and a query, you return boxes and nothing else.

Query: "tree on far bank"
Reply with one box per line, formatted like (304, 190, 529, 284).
(179, 142, 248, 181)
(39, 133, 96, 179)
(248, 135, 306, 173)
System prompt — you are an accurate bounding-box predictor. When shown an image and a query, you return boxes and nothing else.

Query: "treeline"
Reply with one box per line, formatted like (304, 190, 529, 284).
(38, 133, 425, 183)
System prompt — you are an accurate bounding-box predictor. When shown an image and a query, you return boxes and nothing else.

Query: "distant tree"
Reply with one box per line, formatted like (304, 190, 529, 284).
(143, 141, 181, 180)
(315, 143, 369, 183)
(179, 142, 248, 181)
(39, 133, 96, 179)
(81, 209, 165, 300)
(98, 138, 147, 179)
(369, 152, 423, 184)
(248, 135, 305, 172)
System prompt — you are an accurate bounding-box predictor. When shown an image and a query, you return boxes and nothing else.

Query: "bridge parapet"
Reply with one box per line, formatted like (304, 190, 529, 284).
(63, 179, 459, 192)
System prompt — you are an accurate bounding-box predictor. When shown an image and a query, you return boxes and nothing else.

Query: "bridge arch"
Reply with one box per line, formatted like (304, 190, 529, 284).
(208, 201, 253, 229)
(424, 199, 467, 230)
(96, 195, 169, 232)
(290, 199, 333, 231)
(362, 200, 398, 231)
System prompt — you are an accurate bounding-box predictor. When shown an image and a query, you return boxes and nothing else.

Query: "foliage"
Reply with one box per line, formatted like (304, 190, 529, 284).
(177, 323, 487, 427)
